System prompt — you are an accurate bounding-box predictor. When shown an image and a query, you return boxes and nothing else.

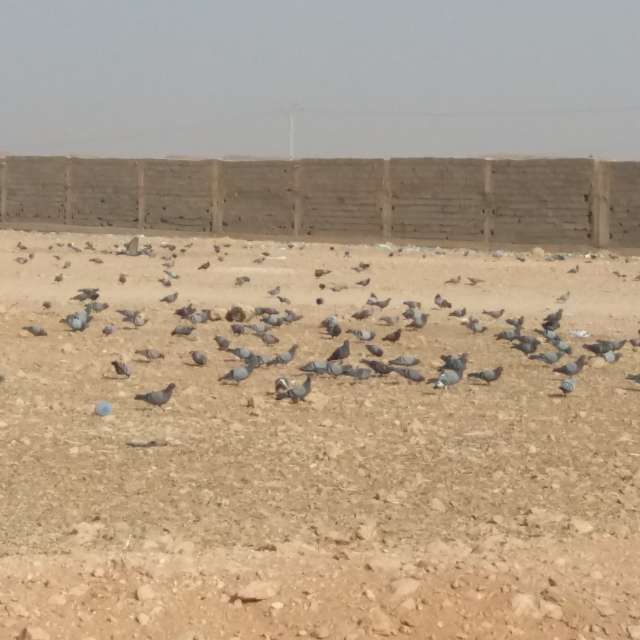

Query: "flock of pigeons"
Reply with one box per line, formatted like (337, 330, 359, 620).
(12, 235, 640, 409)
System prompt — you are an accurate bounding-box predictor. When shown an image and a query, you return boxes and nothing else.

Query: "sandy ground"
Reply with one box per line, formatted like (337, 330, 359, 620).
(1, 229, 640, 640)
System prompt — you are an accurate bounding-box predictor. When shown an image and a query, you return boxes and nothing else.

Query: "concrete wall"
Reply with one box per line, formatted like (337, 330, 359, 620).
(0, 154, 637, 249)
(609, 162, 640, 247)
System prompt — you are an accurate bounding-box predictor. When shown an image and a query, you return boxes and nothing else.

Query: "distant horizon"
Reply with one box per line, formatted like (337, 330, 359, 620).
(2, 2, 640, 159)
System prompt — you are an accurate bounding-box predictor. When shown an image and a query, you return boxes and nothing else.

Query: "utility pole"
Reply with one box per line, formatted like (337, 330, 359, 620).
(288, 105, 296, 160)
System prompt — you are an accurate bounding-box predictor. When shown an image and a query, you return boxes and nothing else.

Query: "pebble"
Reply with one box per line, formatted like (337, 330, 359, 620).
(539, 599, 563, 620)
(311, 625, 331, 639)
(511, 593, 539, 618)
(136, 584, 155, 602)
(94, 401, 112, 417)
(570, 517, 594, 535)
(531, 247, 545, 258)
(235, 580, 279, 602)
(390, 578, 421, 600)
(368, 607, 396, 636)
(136, 612, 150, 626)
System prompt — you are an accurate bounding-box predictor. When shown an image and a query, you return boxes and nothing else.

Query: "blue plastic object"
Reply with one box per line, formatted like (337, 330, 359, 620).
(95, 401, 112, 417)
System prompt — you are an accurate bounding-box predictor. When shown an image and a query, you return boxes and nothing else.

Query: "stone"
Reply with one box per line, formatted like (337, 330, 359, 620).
(312, 625, 331, 639)
(531, 247, 545, 259)
(511, 593, 539, 618)
(71, 521, 104, 544)
(136, 584, 155, 602)
(539, 599, 563, 620)
(368, 607, 397, 636)
(356, 520, 377, 541)
(235, 580, 279, 602)
(390, 578, 421, 600)
(136, 612, 150, 626)
(570, 517, 594, 535)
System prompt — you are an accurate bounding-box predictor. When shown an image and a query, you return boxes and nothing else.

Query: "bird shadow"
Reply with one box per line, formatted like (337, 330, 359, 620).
(183, 362, 205, 367)
(622, 386, 640, 393)
(547, 392, 568, 398)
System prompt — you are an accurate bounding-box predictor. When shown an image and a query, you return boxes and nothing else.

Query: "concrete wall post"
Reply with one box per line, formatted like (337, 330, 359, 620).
(482, 159, 494, 247)
(136, 160, 145, 229)
(381, 159, 392, 238)
(591, 159, 611, 248)
(293, 161, 303, 236)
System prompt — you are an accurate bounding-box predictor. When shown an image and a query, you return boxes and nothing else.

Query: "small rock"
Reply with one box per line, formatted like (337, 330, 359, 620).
(68, 583, 89, 597)
(366, 555, 402, 575)
(136, 612, 150, 626)
(539, 599, 563, 620)
(368, 607, 397, 636)
(511, 593, 539, 618)
(312, 625, 331, 639)
(356, 520, 377, 541)
(570, 517, 594, 535)
(47, 594, 67, 607)
(235, 580, 279, 602)
(390, 578, 421, 600)
(531, 247, 545, 259)
(136, 584, 155, 602)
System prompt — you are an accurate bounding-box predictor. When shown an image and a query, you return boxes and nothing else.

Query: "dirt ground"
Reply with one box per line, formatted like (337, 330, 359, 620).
(1, 229, 640, 640)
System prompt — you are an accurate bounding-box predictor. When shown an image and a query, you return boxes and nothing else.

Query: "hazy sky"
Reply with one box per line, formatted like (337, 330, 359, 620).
(2, 0, 640, 159)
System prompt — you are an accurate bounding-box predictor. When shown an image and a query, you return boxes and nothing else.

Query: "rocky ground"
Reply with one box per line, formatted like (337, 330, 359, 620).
(1, 229, 640, 640)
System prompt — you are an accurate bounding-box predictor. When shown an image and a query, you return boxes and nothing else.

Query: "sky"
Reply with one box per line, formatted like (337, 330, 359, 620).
(2, 0, 640, 159)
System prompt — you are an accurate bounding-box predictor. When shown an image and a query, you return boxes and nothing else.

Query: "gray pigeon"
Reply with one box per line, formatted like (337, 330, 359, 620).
(559, 378, 575, 396)
(63, 308, 91, 332)
(365, 344, 384, 357)
(102, 324, 116, 336)
(361, 359, 394, 375)
(71, 288, 100, 302)
(432, 368, 461, 389)
(392, 367, 425, 382)
(465, 317, 487, 334)
(529, 350, 564, 365)
(553, 356, 587, 376)
(512, 340, 539, 355)
(352, 309, 372, 320)
(219, 355, 259, 383)
(328, 340, 350, 361)
(496, 328, 521, 342)
(584, 339, 626, 355)
(23, 325, 48, 337)
(439, 353, 468, 374)
(111, 360, 132, 378)
(449, 307, 466, 318)
(276, 344, 298, 365)
(172, 325, 195, 336)
(285, 376, 312, 401)
(468, 366, 503, 384)
(300, 360, 329, 374)
(135, 383, 176, 407)
(190, 351, 208, 366)
(348, 328, 376, 341)
(260, 332, 280, 346)
(601, 350, 622, 364)
(343, 367, 373, 381)
(389, 355, 420, 367)
(327, 361, 346, 376)
(160, 292, 178, 303)
(228, 346, 254, 360)
(406, 311, 428, 329)
(215, 335, 230, 350)
(549, 336, 572, 354)
(135, 348, 165, 361)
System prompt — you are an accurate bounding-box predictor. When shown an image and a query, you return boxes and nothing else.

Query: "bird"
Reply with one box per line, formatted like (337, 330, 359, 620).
(328, 340, 350, 361)
(117, 309, 146, 327)
(553, 355, 587, 376)
(434, 294, 452, 309)
(343, 366, 373, 381)
(219, 355, 259, 383)
(352, 308, 373, 320)
(468, 366, 503, 384)
(260, 332, 280, 346)
(392, 367, 425, 382)
(365, 344, 384, 357)
(135, 348, 165, 360)
(355, 278, 370, 287)
(389, 355, 420, 366)
(439, 353, 468, 374)
(172, 325, 195, 336)
(228, 346, 254, 360)
(190, 351, 207, 366)
(495, 328, 521, 342)
(71, 288, 100, 302)
(326, 322, 342, 338)
(512, 340, 539, 355)
(601, 350, 622, 364)
(543, 309, 563, 331)
(102, 324, 116, 336)
(348, 329, 375, 341)
(23, 325, 47, 337)
(135, 383, 176, 407)
(625, 373, 640, 384)
(160, 292, 179, 303)
(111, 360, 132, 378)
(464, 318, 487, 334)
(506, 316, 525, 329)
(300, 360, 329, 374)
(556, 291, 570, 304)
(559, 378, 576, 396)
(315, 269, 331, 278)
(568, 265, 579, 274)
(583, 339, 626, 355)
(529, 350, 565, 365)
(284, 376, 312, 401)
(431, 368, 461, 389)
(367, 296, 391, 309)
(215, 335, 230, 350)
(482, 309, 504, 320)
(63, 309, 91, 332)
(276, 344, 298, 365)
(382, 328, 402, 343)
(198, 261, 210, 270)
(406, 311, 428, 329)
(449, 308, 466, 318)
(361, 359, 394, 375)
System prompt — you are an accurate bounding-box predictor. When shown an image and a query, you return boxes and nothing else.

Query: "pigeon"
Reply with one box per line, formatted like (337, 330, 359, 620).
(189, 311, 210, 325)
(283, 309, 303, 323)
(439, 353, 468, 374)
(228, 346, 254, 360)
(392, 367, 425, 382)
(175, 303, 196, 318)
(315, 269, 331, 278)
(274, 377, 290, 395)
(159, 277, 172, 287)
(434, 294, 452, 309)
(71, 288, 100, 301)
(327, 322, 342, 338)
(172, 325, 195, 336)
(559, 378, 576, 396)
(230, 323, 245, 335)
(259, 332, 280, 346)
(102, 324, 117, 336)
(111, 360, 132, 378)
(276, 295, 291, 305)
(483, 308, 504, 320)
(135, 383, 176, 407)
(284, 376, 311, 401)
(348, 329, 375, 341)
(449, 308, 466, 318)
(583, 339, 626, 355)
(214, 335, 230, 350)
(343, 366, 373, 381)
(512, 340, 539, 355)
(506, 316, 525, 329)
(625, 373, 640, 384)
(353, 262, 370, 272)
(382, 328, 402, 343)
(389, 355, 420, 367)
(361, 359, 394, 375)
(135, 348, 165, 360)
(86, 301, 109, 313)
(198, 261, 210, 270)
(367, 296, 391, 309)
(406, 311, 428, 329)
(601, 350, 622, 364)
(234, 276, 250, 287)
(219, 355, 259, 383)
(300, 360, 329, 374)
(553, 355, 587, 375)
(276, 344, 298, 365)
(190, 351, 207, 366)
(160, 292, 178, 303)
(464, 318, 487, 334)
(568, 265, 579, 274)
(543, 309, 563, 331)
(549, 336, 572, 354)
(328, 340, 350, 361)
(164, 269, 179, 280)
(365, 344, 384, 357)
(468, 366, 503, 384)
(529, 350, 565, 365)
(352, 309, 373, 321)
(556, 291, 570, 304)
(432, 368, 461, 389)
(64, 309, 91, 332)
(117, 309, 146, 327)
(495, 328, 521, 341)
(23, 325, 47, 337)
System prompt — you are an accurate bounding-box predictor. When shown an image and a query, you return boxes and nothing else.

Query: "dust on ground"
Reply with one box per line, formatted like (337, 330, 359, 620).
(1, 230, 640, 640)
